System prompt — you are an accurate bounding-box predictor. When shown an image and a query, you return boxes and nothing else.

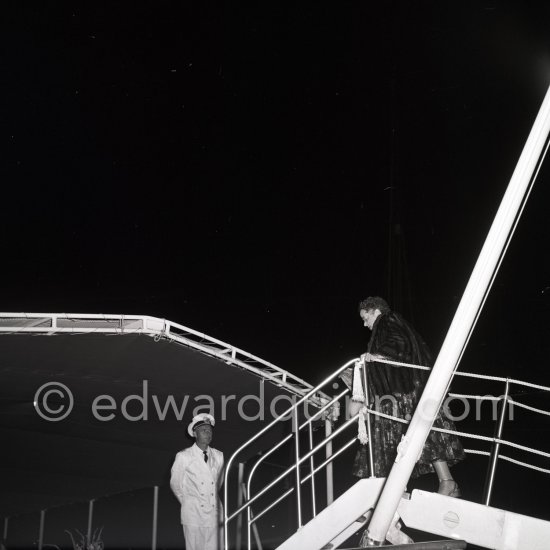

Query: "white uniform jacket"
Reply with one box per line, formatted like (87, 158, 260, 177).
(170, 443, 224, 527)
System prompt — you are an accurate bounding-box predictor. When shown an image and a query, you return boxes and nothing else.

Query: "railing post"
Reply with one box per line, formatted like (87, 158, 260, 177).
(244, 488, 263, 550)
(87, 499, 94, 544)
(293, 407, 302, 528)
(3, 516, 8, 545)
(246, 480, 252, 550)
(224, 359, 355, 545)
(308, 423, 317, 517)
(483, 379, 510, 505)
(152, 486, 159, 550)
(325, 417, 334, 505)
(38, 510, 45, 550)
(236, 463, 244, 550)
(361, 359, 375, 476)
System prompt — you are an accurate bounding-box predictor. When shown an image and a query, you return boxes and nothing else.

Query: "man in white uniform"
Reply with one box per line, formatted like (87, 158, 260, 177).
(170, 413, 224, 550)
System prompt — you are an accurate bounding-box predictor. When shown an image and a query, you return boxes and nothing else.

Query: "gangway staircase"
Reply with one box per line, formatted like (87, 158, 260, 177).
(224, 357, 550, 549)
(276, 478, 550, 549)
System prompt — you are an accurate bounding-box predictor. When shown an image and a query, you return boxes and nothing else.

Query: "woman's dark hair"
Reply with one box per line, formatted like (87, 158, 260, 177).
(358, 296, 390, 314)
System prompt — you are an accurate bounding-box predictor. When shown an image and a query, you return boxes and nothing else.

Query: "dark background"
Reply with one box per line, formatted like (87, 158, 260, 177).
(2, 1, 550, 548)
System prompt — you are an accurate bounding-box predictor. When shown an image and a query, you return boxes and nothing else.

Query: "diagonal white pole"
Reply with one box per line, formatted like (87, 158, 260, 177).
(365, 81, 550, 545)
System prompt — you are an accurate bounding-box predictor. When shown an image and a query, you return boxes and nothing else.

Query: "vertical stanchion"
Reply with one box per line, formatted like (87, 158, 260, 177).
(483, 379, 510, 505)
(246, 481, 252, 550)
(293, 407, 302, 528)
(236, 463, 244, 550)
(251, 519, 263, 550)
(3, 516, 8, 546)
(86, 499, 95, 544)
(361, 359, 375, 476)
(38, 510, 45, 550)
(325, 417, 334, 505)
(308, 423, 317, 517)
(245, 492, 263, 550)
(152, 486, 159, 550)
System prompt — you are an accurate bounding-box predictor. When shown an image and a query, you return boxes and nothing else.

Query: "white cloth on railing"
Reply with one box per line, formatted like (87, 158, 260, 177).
(358, 408, 368, 444)
(352, 361, 369, 443)
(352, 360, 365, 402)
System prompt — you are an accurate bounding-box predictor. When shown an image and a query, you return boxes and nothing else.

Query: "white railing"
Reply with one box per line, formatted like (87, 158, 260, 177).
(224, 358, 361, 549)
(0, 312, 323, 400)
(225, 355, 550, 548)
(366, 358, 550, 506)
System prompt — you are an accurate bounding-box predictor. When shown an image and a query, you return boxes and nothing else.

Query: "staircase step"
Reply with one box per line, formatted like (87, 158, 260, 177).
(399, 489, 550, 549)
(275, 477, 385, 550)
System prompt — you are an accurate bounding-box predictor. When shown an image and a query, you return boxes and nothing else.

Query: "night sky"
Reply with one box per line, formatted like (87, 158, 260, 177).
(2, 1, 550, 547)
(3, 2, 550, 377)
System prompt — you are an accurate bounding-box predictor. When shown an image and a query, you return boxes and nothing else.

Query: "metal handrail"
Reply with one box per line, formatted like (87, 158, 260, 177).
(245, 388, 355, 545)
(227, 407, 361, 523)
(229, 357, 543, 548)
(244, 387, 349, 545)
(245, 388, 348, 504)
(224, 357, 364, 549)
(308, 423, 316, 518)
(249, 437, 357, 525)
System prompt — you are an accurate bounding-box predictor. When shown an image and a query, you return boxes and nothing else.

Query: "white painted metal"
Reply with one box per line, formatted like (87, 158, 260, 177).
(152, 487, 159, 550)
(236, 464, 244, 550)
(308, 423, 317, 517)
(230, 406, 358, 521)
(243, 389, 348, 548)
(274, 478, 385, 550)
(224, 359, 355, 549)
(228, 411, 360, 524)
(327, 509, 373, 549)
(38, 510, 45, 550)
(86, 499, 94, 545)
(399, 490, 550, 550)
(0, 312, 322, 400)
(293, 411, 303, 528)
(241, 483, 263, 550)
(365, 82, 550, 544)
(325, 418, 334, 505)
(249, 438, 356, 527)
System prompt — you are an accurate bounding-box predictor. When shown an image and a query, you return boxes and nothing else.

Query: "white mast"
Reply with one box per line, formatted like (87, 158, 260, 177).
(365, 82, 550, 545)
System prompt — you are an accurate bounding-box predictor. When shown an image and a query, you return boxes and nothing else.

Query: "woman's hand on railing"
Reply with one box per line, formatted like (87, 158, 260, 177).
(362, 352, 385, 363)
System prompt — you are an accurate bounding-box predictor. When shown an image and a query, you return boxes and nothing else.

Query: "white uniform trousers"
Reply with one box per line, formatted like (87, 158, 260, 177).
(182, 524, 220, 550)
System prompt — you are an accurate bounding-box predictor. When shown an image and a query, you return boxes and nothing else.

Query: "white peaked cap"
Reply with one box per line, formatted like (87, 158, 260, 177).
(187, 413, 215, 437)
